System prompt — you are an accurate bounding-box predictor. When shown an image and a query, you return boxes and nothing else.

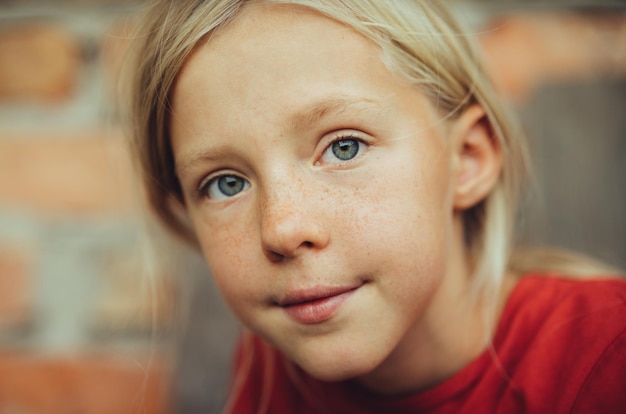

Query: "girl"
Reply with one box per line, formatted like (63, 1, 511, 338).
(128, 1, 626, 412)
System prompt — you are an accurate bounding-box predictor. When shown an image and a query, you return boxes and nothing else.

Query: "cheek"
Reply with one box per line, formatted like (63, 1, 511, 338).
(193, 214, 262, 310)
(356, 147, 454, 263)
(364, 147, 452, 223)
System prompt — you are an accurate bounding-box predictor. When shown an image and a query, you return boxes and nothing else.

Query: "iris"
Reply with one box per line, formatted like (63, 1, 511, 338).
(332, 139, 359, 161)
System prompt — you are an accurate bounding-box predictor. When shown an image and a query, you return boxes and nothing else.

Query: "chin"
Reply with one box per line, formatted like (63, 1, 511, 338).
(294, 348, 385, 383)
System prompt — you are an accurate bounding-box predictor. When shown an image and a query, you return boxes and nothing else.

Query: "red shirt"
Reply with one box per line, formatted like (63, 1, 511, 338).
(228, 275, 626, 413)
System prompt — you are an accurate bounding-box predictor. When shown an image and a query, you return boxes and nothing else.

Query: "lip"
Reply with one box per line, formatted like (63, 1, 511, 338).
(278, 283, 363, 325)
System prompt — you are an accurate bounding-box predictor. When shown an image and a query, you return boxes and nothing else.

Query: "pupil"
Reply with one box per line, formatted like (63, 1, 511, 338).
(332, 139, 358, 161)
(218, 175, 244, 196)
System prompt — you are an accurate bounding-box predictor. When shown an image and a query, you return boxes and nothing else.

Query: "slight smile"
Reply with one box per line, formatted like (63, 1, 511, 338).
(277, 282, 365, 325)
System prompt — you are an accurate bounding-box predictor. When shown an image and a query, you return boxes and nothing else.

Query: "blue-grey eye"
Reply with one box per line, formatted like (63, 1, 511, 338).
(207, 174, 250, 200)
(331, 139, 360, 161)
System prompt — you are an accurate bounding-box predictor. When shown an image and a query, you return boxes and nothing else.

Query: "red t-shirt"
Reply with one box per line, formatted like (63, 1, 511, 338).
(227, 275, 626, 413)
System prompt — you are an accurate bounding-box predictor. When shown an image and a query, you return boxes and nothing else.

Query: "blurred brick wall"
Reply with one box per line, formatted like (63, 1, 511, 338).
(0, 1, 624, 414)
(0, 3, 178, 413)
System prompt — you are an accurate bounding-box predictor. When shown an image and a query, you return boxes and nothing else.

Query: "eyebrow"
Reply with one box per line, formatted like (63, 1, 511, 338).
(175, 95, 387, 175)
(176, 145, 236, 176)
(288, 96, 384, 133)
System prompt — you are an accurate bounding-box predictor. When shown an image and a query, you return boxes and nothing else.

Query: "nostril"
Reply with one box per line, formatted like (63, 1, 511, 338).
(267, 250, 285, 262)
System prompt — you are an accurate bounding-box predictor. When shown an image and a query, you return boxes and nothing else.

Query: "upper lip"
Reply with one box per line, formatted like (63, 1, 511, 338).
(276, 282, 364, 307)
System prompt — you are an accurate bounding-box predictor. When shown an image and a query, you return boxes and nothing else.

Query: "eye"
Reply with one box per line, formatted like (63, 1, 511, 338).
(202, 174, 250, 200)
(320, 136, 367, 164)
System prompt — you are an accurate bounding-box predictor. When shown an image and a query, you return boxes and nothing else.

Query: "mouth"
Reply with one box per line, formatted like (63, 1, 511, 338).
(276, 282, 365, 325)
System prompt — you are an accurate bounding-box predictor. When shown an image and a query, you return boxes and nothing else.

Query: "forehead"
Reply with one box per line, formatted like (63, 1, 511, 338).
(170, 3, 435, 165)
(190, 3, 367, 65)
(171, 3, 398, 115)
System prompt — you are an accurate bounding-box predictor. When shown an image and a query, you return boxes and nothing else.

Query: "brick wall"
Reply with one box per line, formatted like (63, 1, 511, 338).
(0, 3, 178, 413)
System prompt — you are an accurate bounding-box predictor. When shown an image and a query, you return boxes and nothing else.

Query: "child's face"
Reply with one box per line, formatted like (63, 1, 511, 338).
(171, 5, 460, 382)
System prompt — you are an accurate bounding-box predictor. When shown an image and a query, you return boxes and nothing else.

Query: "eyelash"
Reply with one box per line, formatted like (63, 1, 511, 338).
(197, 171, 250, 201)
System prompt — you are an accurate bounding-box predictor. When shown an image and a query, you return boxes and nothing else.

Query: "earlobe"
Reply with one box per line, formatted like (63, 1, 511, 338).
(452, 105, 503, 211)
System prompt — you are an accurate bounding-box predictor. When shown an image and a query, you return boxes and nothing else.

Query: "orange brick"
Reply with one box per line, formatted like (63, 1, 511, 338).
(0, 247, 33, 329)
(479, 13, 626, 103)
(100, 18, 136, 107)
(0, 130, 136, 215)
(0, 352, 172, 414)
(0, 24, 81, 102)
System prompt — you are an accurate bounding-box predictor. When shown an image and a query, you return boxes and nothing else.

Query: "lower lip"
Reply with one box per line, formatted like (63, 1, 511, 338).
(283, 289, 357, 325)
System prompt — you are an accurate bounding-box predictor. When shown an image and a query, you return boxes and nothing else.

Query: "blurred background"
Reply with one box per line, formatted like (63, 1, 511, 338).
(0, 0, 624, 413)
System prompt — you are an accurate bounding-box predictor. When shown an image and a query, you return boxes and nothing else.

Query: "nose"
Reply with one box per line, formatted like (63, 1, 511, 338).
(260, 182, 330, 261)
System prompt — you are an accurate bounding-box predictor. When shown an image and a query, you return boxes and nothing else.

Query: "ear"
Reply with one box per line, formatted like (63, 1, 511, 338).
(451, 104, 502, 211)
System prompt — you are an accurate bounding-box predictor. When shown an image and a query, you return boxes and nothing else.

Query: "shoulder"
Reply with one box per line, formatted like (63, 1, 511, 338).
(501, 275, 626, 341)
(507, 273, 626, 309)
(498, 275, 626, 356)
(496, 275, 626, 413)
(571, 326, 626, 413)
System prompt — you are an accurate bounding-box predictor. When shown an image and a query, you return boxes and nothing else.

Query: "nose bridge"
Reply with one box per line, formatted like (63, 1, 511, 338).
(260, 171, 327, 259)
(262, 179, 303, 229)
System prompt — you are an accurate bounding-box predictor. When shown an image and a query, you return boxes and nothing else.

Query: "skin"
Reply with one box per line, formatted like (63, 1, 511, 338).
(170, 4, 504, 395)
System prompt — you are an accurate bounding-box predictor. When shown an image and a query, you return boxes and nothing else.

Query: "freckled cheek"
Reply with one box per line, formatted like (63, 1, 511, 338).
(351, 160, 450, 253)
(205, 256, 262, 323)
(196, 220, 262, 300)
